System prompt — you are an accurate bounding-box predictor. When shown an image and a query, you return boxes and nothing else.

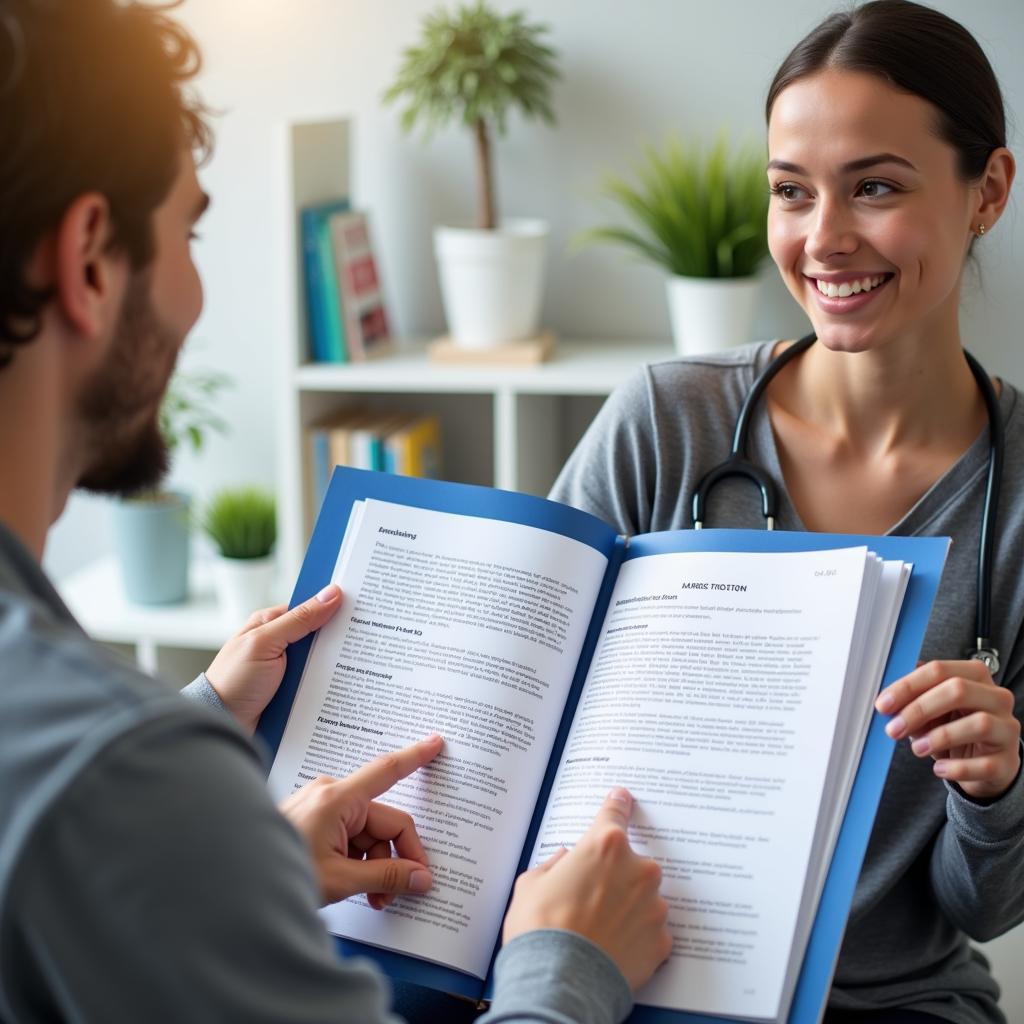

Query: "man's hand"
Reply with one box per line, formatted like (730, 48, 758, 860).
(503, 789, 672, 990)
(279, 735, 444, 908)
(205, 584, 343, 733)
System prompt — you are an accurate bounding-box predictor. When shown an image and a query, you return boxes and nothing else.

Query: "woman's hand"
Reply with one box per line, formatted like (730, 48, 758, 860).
(205, 584, 343, 733)
(279, 735, 444, 908)
(876, 660, 1022, 800)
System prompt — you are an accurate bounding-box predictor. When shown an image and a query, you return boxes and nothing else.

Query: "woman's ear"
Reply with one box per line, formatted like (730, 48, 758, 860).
(52, 192, 128, 342)
(973, 147, 1016, 233)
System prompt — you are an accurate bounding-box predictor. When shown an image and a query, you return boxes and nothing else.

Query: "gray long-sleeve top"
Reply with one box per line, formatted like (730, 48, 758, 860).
(549, 342, 1024, 1024)
(0, 522, 631, 1024)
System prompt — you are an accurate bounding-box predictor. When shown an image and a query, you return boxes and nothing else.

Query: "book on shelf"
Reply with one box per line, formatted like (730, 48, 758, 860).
(258, 467, 947, 1024)
(305, 412, 443, 519)
(381, 413, 441, 478)
(328, 210, 392, 361)
(300, 198, 351, 364)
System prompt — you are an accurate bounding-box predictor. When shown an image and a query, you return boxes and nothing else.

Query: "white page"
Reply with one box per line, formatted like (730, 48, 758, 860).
(529, 547, 872, 1021)
(268, 499, 608, 978)
(780, 558, 909, 1017)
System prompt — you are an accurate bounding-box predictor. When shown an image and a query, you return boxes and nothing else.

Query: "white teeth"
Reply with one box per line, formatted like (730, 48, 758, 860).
(815, 275, 886, 298)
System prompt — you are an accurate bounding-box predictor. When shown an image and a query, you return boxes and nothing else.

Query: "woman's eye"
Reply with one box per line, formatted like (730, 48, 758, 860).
(858, 180, 895, 198)
(771, 183, 806, 202)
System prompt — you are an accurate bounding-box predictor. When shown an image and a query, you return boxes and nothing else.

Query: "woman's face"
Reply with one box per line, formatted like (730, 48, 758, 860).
(767, 69, 978, 354)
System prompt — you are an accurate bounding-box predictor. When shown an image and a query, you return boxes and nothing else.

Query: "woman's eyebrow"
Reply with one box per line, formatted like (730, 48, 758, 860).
(767, 153, 918, 174)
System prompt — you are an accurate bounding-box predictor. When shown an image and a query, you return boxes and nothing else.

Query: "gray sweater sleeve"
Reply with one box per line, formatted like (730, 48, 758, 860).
(549, 369, 660, 536)
(930, 737, 1024, 941)
(480, 931, 633, 1024)
(3, 706, 403, 1024)
(168, 685, 633, 1021)
(181, 671, 226, 711)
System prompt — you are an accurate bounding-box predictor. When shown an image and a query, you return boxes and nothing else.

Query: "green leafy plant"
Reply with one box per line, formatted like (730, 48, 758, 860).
(201, 487, 277, 560)
(384, 1, 560, 230)
(160, 368, 231, 459)
(577, 135, 770, 278)
(122, 368, 230, 503)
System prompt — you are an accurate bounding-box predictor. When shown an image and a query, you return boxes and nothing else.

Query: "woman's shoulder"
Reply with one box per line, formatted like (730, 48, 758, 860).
(633, 339, 775, 419)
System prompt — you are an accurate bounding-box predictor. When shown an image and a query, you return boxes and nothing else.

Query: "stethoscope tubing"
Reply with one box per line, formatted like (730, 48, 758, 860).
(690, 333, 1003, 674)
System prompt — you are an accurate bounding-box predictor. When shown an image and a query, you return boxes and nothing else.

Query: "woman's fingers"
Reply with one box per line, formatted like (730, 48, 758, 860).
(883, 671, 1012, 741)
(876, 659, 992, 718)
(876, 658, 1021, 800)
(910, 709, 1018, 759)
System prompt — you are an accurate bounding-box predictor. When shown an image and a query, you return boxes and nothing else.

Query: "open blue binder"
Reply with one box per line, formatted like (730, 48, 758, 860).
(258, 466, 948, 1023)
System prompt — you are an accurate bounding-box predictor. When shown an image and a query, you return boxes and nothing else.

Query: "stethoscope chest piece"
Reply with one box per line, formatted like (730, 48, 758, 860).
(968, 644, 1000, 676)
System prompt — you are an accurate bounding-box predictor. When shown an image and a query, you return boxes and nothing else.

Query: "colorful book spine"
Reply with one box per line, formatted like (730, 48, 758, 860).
(328, 210, 391, 361)
(316, 216, 347, 364)
(405, 416, 441, 478)
(382, 415, 441, 478)
(299, 198, 351, 363)
(300, 209, 330, 363)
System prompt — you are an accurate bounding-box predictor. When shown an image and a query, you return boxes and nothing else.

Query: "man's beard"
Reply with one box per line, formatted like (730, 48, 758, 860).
(76, 271, 181, 498)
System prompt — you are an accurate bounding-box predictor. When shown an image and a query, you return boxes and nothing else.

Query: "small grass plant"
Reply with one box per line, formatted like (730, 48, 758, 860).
(202, 488, 277, 561)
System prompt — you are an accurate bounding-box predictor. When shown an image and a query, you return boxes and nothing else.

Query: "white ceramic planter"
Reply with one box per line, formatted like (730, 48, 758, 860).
(213, 554, 276, 626)
(434, 218, 549, 349)
(666, 274, 761, 357)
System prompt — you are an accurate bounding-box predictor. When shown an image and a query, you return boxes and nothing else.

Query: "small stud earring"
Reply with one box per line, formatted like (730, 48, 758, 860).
(977, 223, 987, 236)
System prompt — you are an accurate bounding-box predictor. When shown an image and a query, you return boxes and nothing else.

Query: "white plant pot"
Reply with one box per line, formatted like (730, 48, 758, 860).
(666, 275, 761, 357)
(434, 219, 549, 349)
(213, 555, 277, 627)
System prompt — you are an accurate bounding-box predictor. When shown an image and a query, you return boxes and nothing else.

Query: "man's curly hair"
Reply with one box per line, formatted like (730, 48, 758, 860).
(0, 0, 211, 368)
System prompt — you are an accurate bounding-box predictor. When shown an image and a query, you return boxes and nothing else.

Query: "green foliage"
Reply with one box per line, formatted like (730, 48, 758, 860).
(383, 1, 560, 138)
(201, 487, 277, 560)
(160, 368, 231, 457)
(577, 135, 770, 279)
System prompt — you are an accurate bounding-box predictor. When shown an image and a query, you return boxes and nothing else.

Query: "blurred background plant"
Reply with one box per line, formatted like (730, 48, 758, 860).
(384, 1, 560, 230)
(111, 367, 232, 605)
(159, 367, 231, 466)
(578, 134, 769, 279)
(201, 487, 277, 561)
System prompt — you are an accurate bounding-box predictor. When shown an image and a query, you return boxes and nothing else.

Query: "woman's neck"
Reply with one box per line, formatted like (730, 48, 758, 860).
(777, 322, 988, 459)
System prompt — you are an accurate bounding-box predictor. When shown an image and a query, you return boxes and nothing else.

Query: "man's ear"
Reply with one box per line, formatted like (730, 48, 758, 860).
(52, 193, 127, 341)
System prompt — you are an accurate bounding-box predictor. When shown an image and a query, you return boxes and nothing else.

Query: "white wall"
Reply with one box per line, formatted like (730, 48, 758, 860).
(43, 1, 1024, 1009)
(46, 0, 1024, 575)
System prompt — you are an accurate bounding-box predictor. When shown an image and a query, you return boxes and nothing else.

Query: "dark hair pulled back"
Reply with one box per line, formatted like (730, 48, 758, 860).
(766, 0, 1005, 182)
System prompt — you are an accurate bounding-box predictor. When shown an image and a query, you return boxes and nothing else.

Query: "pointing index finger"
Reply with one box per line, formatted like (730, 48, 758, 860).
(591, 788, 634, 831)
(345, 735, 445, 800)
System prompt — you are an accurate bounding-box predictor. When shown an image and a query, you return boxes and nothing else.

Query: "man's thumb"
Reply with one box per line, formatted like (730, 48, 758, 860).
(259, 584, 342, 648)
(345, 858, 434, 897)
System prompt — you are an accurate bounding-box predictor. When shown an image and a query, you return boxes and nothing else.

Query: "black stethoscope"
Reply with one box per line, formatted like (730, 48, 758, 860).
(690, 332, 1005, 674)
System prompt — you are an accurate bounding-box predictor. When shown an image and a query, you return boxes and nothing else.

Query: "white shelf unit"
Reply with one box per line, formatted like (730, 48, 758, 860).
(57, 558, 238, 677)
(276, 118, 674, 579)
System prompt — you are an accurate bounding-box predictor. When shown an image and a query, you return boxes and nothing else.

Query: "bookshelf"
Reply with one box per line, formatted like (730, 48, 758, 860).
(276, 117, 675, 579)
(57, 557, 241, 675)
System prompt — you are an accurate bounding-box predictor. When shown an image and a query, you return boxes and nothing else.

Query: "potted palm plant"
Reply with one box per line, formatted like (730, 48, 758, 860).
(578, 135, 770, 356)
(201, 487, 277, 625)
(111, 368, 228, 604)
(384, 1, 560, 349)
